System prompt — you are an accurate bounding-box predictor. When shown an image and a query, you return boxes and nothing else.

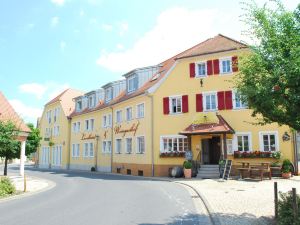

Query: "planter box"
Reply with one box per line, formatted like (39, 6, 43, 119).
(160, 152, 185, 158)
(234, 151, 273, 159)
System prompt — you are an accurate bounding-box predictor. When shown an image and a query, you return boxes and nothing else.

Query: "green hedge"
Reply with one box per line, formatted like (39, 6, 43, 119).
(278, 191, 300, 225)
(0, 177, 16, 197)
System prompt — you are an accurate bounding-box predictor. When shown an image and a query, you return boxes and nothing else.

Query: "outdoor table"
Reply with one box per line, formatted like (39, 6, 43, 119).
(249, 162, 271, 181)
(236, 162, 251, 179)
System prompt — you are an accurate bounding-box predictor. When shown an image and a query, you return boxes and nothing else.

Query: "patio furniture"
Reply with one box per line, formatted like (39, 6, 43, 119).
(249, 163, 271, 181)
(236, 162, 250, 179)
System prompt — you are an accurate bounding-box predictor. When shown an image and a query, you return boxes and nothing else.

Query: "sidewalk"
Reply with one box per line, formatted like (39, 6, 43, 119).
(0, 174, 54, 202)
(179, 176, 300, 225)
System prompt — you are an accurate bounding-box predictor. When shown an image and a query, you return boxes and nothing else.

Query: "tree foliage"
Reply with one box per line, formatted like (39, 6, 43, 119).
(236, 1, 300, 130)
(25, 123, 41, 157)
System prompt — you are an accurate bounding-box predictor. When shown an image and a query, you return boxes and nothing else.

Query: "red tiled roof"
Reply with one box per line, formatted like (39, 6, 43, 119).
(179, 115, 235, 135)
(176, 34, 247, 60)
(70, 34, 248, 118)
(0, 92, 31, 133)
(45, 89, 69, 106)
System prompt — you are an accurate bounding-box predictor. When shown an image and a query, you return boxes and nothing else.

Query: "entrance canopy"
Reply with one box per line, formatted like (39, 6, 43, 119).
(179, 114, 234, 135)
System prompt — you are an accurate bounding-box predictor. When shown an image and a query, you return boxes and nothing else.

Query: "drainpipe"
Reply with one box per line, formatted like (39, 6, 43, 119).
(67, 117, 71, 170)
(95, 134, 99, 171)
(293, 131, 299, 175)
(110, 107, 114, 173)
(146, 93, 155, 177)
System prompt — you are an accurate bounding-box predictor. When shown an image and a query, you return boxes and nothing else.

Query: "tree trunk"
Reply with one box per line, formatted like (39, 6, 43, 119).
(4, 157, 8, 176)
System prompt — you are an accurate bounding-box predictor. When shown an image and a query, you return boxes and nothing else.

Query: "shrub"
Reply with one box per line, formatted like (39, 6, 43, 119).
(91, 167, 96, 172)
(281, 159, 292, 173)
(183, 161, 192, 169)
(278, 191, 300, 225)
(0, 177, 16, 197)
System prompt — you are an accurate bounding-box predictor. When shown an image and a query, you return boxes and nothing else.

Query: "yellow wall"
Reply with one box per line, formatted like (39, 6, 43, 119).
(38, 102, 70, 169)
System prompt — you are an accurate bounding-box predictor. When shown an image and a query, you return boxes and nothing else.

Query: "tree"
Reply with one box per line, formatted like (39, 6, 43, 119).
(0, 121, 21, 176)
(236, 1, 300, 130)
(25, 123, 41, 158)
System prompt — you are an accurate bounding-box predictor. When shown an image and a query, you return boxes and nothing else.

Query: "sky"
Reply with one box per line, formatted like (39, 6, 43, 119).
(0, 0, 298, 124)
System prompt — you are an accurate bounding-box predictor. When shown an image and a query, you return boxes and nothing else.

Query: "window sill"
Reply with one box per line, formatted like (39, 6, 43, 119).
(203, 109, 218, 112)
(160, 152, 185, 157)
(169, 112, 183, 115)
(220, 72, 233, 75)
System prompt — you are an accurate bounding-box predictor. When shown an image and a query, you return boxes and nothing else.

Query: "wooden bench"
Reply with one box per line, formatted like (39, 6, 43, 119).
(236, 162, 250, 179)
(249, 163, 271, 181)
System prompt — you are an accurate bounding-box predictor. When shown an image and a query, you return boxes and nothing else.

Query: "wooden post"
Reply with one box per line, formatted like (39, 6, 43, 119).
(223, 133, 227, 159)
(23, 174, 27, 192)
(274, 182, 278, 219)
(292, 188, 298, 221)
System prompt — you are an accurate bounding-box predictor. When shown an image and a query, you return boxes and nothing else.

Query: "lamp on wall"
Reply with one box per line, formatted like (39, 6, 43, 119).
(200, 79, 203, 87)
(282, 132, 291, 141)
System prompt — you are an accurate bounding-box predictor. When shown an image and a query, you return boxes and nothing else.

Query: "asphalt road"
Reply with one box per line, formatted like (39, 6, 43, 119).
(0, 165, 211, 225)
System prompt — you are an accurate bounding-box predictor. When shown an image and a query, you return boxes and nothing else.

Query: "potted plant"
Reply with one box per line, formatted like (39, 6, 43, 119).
(281, 159, 292, 179)
(183, 161, 192, 179)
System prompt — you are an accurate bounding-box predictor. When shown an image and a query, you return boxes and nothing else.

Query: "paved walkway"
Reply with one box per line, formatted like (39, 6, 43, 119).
(179, 176, 300, 225)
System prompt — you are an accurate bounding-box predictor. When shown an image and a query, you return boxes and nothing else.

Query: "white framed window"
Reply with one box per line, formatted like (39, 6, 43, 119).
(105, 88, 112, 103)
(126, 107, 133, 121)
(102, 141, 111, 153)
(88, 95, 96, 108)
(53, 125, 60, 136)
(72, 144, 80, 158)
(136, 103, 145, 118)
(220, 58, 232, 74)
(84, 143, 89, 157)
(76, 100, 82, 112)
(226, 139, 233, 155)
(125, 138, 132, 154)
(259, 131, 279, 152)
(169, 96, 182, 114)
(41, 146, 50, 165)
(72, 123, 76, 133)
(90, 119, 94, 131)
(115, 139, 122, 154)
(196, 62, 207, 77)
(233, 132, 252, 152)
(160, 135, 188, 153)
(85, 120, 89, 131)
(52, 145, 62, 166)
(203, 92, 217, 111)
(127, 76, 136, 93)
(103, 114, 112, 127)
(233, 91, 247, 109)
(136, 136, 145, 154)
(54, 107, 60, 123)
(116, 110, 122, 123)
(46, 110, 52, 124)
(89, 143, 94, 157)
(76, 122, 81, 132)
(85, 119, 94, 131)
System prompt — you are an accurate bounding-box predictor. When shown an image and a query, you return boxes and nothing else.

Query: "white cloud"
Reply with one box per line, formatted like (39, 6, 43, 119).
(97, 7, 245, 73)
(9, 99, 42, 123)
(51, 16, 59, 27)
(101, 23, 113, 31)
(19, 83, 47, 100)
(60, 41, 66, 51)
(119, 22, 128, 36)
(51, 0, 65, 6)
(116, 43, 124, 50)
(18, 82, 70, 101)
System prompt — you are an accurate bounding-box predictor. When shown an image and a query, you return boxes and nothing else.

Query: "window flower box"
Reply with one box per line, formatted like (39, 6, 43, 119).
(233, 151, 273, 159)
(160, 152, 185, 157)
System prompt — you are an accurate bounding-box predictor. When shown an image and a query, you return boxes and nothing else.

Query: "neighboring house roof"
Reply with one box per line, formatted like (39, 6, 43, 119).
(70, 34, 248, 118)
(0, 92, 31, 133)
(46, 89, 84, 117)
(179, 115, 235, 135)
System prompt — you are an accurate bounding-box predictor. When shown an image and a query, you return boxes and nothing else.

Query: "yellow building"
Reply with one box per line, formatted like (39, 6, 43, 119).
(38, 89, 83, 169)
(38, 34, 300, 177)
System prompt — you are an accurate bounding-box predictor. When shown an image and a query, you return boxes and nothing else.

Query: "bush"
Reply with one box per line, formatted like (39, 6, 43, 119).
(278, 191, 300, 225)
(91, 167, 96, 172)
(0, 177, 16, 197)
(281, 159, 292, 173)
(183, 161, 192, 169)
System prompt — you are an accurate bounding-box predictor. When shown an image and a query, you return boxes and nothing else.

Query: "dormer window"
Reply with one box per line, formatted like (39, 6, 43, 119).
(127, 76, 137, 93)
(76, 100, 82, 112)
(105, 88, 112, 103)
(88, 95, 96, 108)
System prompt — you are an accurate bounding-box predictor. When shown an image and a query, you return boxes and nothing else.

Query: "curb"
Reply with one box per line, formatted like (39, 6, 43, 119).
(0, 176, 56, 203)
(174, 181, 221, 225)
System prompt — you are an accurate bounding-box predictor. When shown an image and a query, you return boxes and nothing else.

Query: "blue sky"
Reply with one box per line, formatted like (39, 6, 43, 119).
(0, 0, 298, 124)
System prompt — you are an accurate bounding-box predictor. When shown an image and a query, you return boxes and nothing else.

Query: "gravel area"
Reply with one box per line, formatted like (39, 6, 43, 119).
(180, 176, 300, 225)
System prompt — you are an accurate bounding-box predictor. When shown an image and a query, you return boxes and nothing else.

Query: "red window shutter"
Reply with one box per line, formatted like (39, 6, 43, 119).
(182, 95, 189, 113)
(163, 97, 169, 114)
(225, 91, 233, 109)
(207, 60, 213, 75)
(232, 56, 238, 72)
(196, 94, 203, 112)
(217, 91, 225, 110)
(189, 63, 195, 78)
(213, 59, 220, 75)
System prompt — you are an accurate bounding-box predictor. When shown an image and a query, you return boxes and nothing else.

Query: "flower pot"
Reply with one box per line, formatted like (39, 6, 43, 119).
(184, 168, 192, 179)
(282, 172, 291, 179)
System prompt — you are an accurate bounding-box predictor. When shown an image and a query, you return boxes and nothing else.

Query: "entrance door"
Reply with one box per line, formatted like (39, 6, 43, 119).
(201, 137, 221, 165)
